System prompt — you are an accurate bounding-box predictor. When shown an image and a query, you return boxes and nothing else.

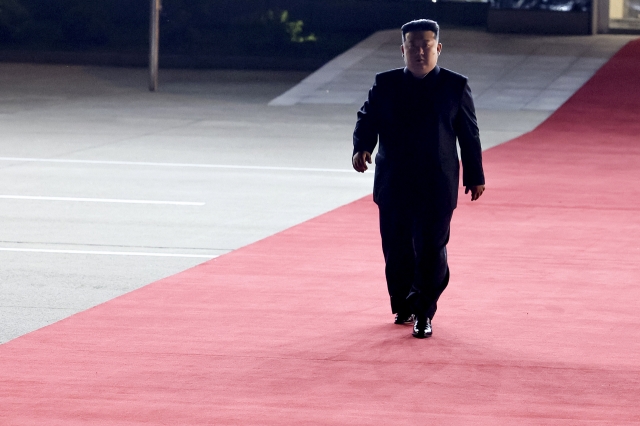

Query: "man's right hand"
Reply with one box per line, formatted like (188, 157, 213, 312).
(352, 151, 372, 173)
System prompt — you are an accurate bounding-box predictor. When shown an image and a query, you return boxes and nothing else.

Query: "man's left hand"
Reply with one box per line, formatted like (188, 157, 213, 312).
(465, 185, 485, 201)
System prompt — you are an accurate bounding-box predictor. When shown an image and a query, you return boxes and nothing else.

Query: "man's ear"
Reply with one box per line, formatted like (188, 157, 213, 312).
(400, 44, 405, 57)
(437, 43, 442, 55)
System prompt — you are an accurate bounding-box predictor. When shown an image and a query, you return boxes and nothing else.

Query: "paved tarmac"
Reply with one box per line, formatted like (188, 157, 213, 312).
(0, 28, 636, 343)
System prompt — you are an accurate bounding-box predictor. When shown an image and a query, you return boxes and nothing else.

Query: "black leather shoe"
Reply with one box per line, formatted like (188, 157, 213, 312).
(394, 312, 414, 324)
(412, 316, 432, 338)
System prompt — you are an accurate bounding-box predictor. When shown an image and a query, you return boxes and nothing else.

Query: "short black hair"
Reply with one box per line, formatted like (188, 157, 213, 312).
(401, 19, 439, 42)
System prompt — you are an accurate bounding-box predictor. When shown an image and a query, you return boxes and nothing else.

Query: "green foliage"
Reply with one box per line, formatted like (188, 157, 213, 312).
(262, 10, 317, 43)
(0, 0, 333, 58)
(0, 0, 30, 42)
(9, 0, 147, 49)
(238, 8, 318, 55)
(58, 0, 112, 46)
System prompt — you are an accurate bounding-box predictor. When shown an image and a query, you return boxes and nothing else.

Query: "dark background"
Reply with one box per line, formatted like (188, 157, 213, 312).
(4, 0, 609, 69)
(0, 0, 488, 67)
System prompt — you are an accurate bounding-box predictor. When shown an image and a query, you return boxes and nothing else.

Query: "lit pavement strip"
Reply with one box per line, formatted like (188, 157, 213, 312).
(0, 248, 218, 258)
(0, 157, 358, 173)
(0, 193, 209, 257)
(0, 158, 361, 259)
(0, 195, 205, 206)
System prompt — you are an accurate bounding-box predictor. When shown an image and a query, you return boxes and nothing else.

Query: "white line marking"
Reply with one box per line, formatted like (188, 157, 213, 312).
(0, 247, 218, 258)
(0, 157, 359, 173)
(0, 195, 204, 206)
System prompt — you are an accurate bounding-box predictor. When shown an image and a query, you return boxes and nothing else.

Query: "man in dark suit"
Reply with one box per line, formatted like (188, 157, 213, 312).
(352, 19, 485, 338)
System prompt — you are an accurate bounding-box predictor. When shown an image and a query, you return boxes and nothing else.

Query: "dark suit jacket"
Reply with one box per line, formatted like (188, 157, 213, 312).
(353, 66, 485, 212)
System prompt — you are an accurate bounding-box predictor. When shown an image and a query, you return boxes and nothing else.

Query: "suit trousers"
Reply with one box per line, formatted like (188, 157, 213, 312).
(378, 200, 452, 319)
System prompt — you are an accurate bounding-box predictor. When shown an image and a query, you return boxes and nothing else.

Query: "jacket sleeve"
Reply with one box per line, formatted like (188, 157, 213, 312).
(454, 82, 485, 187)
(353, 77, 380, 156)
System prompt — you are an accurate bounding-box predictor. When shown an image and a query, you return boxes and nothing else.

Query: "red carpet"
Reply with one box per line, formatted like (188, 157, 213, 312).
(2, 41, 640, 424)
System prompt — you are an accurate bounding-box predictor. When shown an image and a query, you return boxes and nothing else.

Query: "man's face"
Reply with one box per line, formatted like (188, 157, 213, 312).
(401, 31, 442, 77)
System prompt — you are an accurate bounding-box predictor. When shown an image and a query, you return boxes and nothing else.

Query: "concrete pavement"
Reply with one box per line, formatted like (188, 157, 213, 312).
(271, 27, 636, 149)
(0, 65, 373, 343)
